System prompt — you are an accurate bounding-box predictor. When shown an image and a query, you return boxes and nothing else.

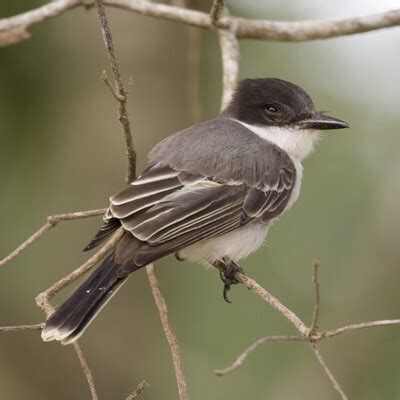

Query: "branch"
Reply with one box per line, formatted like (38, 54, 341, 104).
(35, 229, 123, 317)
(126, 381, 149, 400)
(218, 20, 239, 110)
(0, 208, 106, 269)
(318, 319, 400, 339)
(73, 342, 99, 400)
(209, 0, 224, 27)
(216, 317, 400, 377)
(0, 0, 80, 46)
(215, 335, 305, 376)
(94, 2, 188, 398)
(95, 0, 136, 183)
(2, 1, 400, 46)
(0, 323, 44, 332)
(311, 343, 348, 400)
(213, 262, 309, 335)
(146, 264, 188, 400)
(309, 261, 320, 335)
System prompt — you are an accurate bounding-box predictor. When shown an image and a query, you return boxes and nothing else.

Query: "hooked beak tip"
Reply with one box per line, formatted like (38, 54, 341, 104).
(298, 113, 349, 131)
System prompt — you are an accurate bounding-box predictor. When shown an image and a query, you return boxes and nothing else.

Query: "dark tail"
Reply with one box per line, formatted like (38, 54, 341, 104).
(41, 253, 128, 345)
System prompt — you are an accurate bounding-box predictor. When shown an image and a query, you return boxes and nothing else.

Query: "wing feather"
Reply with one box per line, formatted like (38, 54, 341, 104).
(85, 135, 297, 259)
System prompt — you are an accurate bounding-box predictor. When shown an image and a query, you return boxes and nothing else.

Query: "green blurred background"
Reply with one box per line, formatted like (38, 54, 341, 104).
(1, 1, 400, 399)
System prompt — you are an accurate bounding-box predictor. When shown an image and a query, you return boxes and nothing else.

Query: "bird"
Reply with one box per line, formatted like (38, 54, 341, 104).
(41, 78, 348, 345)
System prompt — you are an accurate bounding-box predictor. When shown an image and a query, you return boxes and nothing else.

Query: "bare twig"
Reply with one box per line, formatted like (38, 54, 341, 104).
(215, 335, 305, 376)
(319, 319, 400, 339)
(73, 342, 99, 400)
(126, 380, 150, 399)
(35, 229, 123, 317)
(0, 323, 44, 332)
(94, 0, 136, 182)
(0, 26, 31, 46)
(2, 1, 400, 46)
(218, 20, 239, 110)
(33, 231, 122, 400)
(146, 264, 188, 400)
(0, 208, 106, 269)
(210, 0, 224, 27)
(0, 0, 80, 46)
(94, 2, 187, 398)
(309, 262, 320, 335)
(216, 317, 400, 377)
(311, 343, 348, 400)
(213, 262, 309, 335)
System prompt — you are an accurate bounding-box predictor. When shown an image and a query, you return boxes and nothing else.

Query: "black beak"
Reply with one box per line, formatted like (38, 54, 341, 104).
(297, 112, 349, 130)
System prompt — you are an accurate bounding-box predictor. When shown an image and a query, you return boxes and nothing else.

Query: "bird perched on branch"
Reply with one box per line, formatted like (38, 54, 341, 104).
(42, 78, 348, 344)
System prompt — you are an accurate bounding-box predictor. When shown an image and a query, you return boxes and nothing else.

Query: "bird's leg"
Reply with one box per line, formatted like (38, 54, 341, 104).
(214, 256, 245, 303)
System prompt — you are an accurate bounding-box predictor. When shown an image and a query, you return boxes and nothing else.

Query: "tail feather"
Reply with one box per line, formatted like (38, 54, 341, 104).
(41, 253, 128, 344)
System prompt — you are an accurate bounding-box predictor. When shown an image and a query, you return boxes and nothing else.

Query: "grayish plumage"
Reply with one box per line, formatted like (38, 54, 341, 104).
(41, 78, 348, 344)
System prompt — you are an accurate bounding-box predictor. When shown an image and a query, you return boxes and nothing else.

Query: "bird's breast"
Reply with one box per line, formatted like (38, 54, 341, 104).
(180, 222, 269, 264)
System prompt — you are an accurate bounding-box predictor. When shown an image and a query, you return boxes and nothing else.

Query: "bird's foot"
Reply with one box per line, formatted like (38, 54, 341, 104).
(218, 257, 245, 303)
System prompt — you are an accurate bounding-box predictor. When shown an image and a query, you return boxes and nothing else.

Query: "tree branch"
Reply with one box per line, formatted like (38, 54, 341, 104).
(209, 0, 224, 27)
(126, 380, 149, 400)
(309, 262, 320, 335)
(213, 261, 309, 335)
(215, 335, 305, 376)
(311, 343, 348, 400)
(35, 229, 123, 317)
(218, 20, 239, 110)
(0, 208, 106, 269)
(215, 317, 400, 377)
(146, 264, 188, 400)
(73, 342, 99, 400)
(94, 0, 136, 183)
(93, 2, 188, 398)
(0, 323, 44, 332)
(2, 1, 400, 46)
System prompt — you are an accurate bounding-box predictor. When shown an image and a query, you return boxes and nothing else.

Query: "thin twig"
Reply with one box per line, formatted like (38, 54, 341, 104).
(213, 262, 309, 336)
(309, 261, 320, 335)
(320, 319, 400, 339)
(216, 318, 400, 376)
(0, 208, 106, 269)
(210, 0, 224, 27)
(2, 1, 400, 46)
(94, 0, 136, 182)
(311, 343, 348, 400)
(126, 380, 150, 399)
(215, 335, 305, 376)
(218, 20, 239, 110)
(73, 342, 99, 400)
(0, 323, 44, 332)
(94, 2, 187, 398)
(146, 264, 188, 400)
(35, 229, 123, 317)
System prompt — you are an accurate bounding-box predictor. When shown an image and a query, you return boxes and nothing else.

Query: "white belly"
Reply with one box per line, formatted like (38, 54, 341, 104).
(181, 222, 269, 264)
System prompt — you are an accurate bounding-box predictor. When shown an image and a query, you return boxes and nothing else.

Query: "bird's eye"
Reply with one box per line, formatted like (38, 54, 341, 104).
(265, 105, 279, 114)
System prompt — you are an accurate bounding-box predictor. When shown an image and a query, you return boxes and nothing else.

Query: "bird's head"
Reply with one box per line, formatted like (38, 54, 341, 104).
(224, 78, 349, 131)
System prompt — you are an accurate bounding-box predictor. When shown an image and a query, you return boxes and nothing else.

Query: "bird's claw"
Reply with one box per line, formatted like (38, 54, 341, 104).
(219, 258, 244, 303)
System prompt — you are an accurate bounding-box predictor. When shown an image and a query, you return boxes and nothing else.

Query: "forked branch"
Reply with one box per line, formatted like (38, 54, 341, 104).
(2, 1, 400, 46)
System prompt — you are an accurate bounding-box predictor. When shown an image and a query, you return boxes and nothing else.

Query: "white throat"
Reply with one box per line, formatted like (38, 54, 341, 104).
(234, 120, 319, 162)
